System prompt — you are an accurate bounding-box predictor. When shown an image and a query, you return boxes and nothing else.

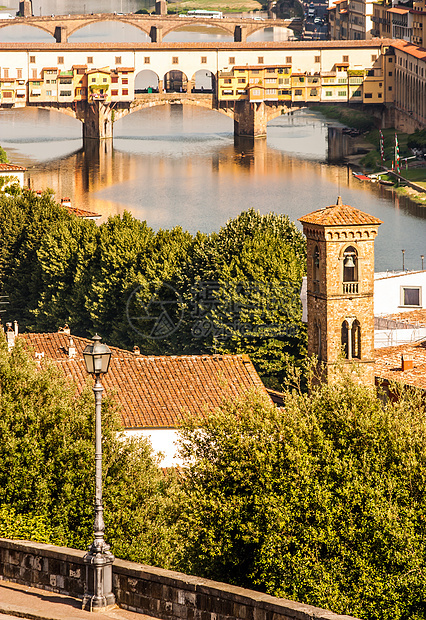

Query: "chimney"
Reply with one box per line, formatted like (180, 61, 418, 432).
(61, 198, 72, 208)
(5, 322, 15, 351)
(58, 324, 71, 335)
(68, 337, 76, 359)
(401, 355, 414, 372)
(13, 320, 18, 336)
(133, 345, 141, 355)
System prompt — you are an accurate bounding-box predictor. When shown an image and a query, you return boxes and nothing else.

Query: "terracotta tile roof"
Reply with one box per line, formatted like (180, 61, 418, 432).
(391, 40, 426, 60)
(299, 196, 383, 227)
(65, 206, 101, 219)
(375, 341, 426, 389)
(378, 308, 426, 326)
(0, 39, 396, 52)
(20, 332, 268, 429)
(0, 163, 26, 172)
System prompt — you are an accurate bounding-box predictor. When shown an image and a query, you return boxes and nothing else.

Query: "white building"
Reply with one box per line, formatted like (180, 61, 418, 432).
(0, 162, 26, 188)
(374, 270, 426, 315)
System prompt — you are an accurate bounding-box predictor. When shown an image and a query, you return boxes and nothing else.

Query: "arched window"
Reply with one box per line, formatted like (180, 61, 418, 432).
(352, 320, 361, 359)
(343, 246, 358, 283)
(341, 321, 349, 359)
(341, 318, 361, 360)
(314, 321, 321, 359)
(313, 245, 320, 292)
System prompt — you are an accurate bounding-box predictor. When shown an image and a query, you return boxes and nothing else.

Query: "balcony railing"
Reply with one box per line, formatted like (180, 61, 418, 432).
(343, 282, 358, 294)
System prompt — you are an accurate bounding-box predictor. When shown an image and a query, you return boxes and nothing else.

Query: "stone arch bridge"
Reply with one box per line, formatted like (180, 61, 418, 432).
(0, 13, 303, 43)
(33, 94, 300, 140)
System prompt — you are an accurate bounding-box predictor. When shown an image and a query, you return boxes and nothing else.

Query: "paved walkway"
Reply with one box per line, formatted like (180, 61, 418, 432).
(0, 581, 153, 620)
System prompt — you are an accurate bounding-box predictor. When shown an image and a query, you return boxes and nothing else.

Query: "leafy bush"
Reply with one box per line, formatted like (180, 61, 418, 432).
(178, 370, 426, 620)
(407, 129, 426, 151)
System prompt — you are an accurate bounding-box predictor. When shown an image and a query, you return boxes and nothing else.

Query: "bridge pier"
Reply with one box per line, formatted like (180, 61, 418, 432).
(76, 100, 114, 141)
(54, 26, 68, 43)
(233, 100, 267, 138)
(234, 25, 247, 42)
(150, 25, 163, 42)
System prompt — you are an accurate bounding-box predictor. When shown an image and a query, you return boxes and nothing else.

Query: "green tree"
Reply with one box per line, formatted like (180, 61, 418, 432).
(0, 145, 8, 163)
(0, 197, 306, 387)
(178, 371, 426, 620)
(172, 210, 307, 388)
(0, 188, 81, 331)
(0, 334, 182, 567)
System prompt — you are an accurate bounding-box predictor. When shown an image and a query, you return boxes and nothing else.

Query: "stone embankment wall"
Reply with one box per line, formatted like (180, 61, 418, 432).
(0, 539, 359, 620)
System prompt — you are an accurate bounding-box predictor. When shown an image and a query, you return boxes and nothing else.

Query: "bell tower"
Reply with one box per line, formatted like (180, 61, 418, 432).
(299, 197, 382, 385)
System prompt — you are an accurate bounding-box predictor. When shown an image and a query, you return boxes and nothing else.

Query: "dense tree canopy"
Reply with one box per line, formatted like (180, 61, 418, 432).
(0, 188, 306, 387)
(177, 370, 426, 620)
(0, 335, 182, 568)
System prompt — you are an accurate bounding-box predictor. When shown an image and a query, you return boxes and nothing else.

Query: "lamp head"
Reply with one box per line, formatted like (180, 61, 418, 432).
(83, 334, 111, 376)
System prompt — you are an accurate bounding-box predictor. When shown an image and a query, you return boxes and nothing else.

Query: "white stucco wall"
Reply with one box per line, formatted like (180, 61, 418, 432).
(374, 270, 426, 316)
(0, 170, 25, 187)
(121, 428, 183, 468)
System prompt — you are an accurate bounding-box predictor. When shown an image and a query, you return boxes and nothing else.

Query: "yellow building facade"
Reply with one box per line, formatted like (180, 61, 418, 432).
(217, 56, 394, 106)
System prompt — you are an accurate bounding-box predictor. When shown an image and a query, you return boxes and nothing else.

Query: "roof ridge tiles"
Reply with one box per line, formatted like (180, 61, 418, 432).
(299, 197, 383, 227)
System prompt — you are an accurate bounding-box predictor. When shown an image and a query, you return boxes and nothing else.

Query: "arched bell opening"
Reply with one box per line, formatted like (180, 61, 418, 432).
(342, 245, 358, 294)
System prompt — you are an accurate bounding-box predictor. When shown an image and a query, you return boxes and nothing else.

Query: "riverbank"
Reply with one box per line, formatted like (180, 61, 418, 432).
(312, 104, 426, 204)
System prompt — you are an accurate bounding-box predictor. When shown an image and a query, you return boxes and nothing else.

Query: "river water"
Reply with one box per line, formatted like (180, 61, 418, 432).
(0, 0, 425, 271)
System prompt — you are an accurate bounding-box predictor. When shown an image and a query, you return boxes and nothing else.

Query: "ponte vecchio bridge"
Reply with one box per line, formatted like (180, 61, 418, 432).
(0, 39, 419, 139)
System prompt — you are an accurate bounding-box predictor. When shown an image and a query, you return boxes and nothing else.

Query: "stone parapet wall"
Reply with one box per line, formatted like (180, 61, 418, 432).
(0, 539, 360, 620)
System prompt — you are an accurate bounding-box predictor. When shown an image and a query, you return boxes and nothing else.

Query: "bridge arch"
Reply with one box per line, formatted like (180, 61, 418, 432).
(189, 69, 215, 93)
(0, 22, 55, 41)
(135, 69, 160, 93)
(161, 19, 236, 39)
(164, 70, 188, 93)
(66, 18, 152, 41)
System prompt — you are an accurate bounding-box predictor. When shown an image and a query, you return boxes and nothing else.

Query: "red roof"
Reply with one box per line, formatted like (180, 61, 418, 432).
(65, 206, 101, 219)
(0, 39, 396, 51)
(0, 163, 26, 172)
(299, 197, 383, 227)
(20, 332, 268, 429)
(375, 341, 426, 389)
(388, 7, 410, 14)
(391, 40, 426, 60)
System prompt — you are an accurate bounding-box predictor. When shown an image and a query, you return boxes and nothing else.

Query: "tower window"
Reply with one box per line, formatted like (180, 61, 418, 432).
(341, 318, 361, 360)
(343, 246, 358, 293)
(313, 245, 320, 292)
(314, 321, 322, 359)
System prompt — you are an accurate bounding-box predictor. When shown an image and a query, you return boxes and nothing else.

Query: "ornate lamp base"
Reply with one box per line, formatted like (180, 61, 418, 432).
(82, 545, 116, 612)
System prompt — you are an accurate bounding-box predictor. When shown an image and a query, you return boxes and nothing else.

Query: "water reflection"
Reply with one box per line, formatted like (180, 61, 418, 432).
(1, 103, 425, 271)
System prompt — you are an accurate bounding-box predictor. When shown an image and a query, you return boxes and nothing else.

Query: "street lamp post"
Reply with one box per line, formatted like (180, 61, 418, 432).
(82, 334, 116, 612)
